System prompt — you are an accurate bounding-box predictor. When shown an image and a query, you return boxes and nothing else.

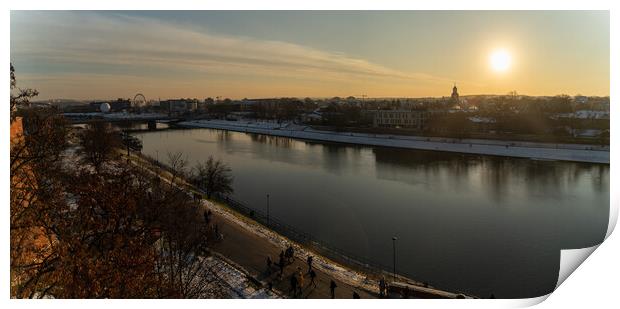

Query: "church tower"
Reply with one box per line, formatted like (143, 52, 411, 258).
(451, 83, 459, 102)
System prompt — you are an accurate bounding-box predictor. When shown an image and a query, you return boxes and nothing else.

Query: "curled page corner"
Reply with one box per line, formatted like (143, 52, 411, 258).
(555, 245, 600, 290)
(522, 200, 616, 306)
(507, 294, 551, 308)
(511, 246, 600, 307)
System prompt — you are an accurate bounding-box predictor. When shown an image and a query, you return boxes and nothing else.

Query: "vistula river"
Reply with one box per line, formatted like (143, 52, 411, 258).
(133, 127, 609, 298)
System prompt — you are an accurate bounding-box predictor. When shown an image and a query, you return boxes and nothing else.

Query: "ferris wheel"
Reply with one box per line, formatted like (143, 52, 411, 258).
(132, 93, 147, 108)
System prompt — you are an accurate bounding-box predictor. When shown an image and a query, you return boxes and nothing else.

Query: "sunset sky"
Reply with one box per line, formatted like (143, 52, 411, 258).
(10, 11, 609, 100)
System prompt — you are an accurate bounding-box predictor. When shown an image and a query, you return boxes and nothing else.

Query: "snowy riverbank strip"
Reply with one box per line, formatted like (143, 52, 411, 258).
(176, 120, 609, 164)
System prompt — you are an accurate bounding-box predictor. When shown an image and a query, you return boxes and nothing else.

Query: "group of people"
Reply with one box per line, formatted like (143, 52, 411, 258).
(265, 245, 366, 299)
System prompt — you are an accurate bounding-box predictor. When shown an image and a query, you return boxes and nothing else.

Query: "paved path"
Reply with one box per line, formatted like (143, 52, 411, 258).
(207, 208, 377, 299)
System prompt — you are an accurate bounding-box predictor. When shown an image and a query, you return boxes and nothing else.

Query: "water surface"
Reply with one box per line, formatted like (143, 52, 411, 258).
(134, 128, 609, 298)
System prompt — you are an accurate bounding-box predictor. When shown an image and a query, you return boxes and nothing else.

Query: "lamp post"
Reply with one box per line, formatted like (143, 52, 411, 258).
(266, 194, 270, 225)
(392, 236, 398, 281)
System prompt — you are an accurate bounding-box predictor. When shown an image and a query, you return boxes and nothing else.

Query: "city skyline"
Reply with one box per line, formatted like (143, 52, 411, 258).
(10, 11, 610, 100)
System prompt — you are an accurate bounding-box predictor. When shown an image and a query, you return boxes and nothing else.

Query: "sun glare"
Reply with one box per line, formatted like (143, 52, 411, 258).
(490, 49, 511, 73)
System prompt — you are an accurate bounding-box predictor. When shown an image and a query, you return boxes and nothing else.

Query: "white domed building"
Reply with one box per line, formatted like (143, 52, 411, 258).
(100, 102, 111, 113)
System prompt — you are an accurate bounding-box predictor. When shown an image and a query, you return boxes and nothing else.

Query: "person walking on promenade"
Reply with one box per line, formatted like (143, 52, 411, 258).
(266, 256, 273, 274)
(203, 210, 211, 225)
(297, 267, 304, 295)
(379, 276, 387, 298)
(286, 245, 294, 264)
(290, 273, 298, 297)
(278, 255, 285, 279)
(309, 269, 317, 288)
(306, 255, 313, 273)
(279, 250, 285, 264)
(330, 280, 337, 299)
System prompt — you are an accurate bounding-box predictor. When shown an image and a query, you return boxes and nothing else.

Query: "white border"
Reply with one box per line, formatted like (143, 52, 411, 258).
(3, 1, 617, 309)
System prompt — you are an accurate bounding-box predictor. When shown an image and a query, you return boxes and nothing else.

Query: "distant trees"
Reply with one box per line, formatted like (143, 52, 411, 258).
(321, 102, 363, 127)
(78, 122, 122, 171)
(190, 156, 234, 199)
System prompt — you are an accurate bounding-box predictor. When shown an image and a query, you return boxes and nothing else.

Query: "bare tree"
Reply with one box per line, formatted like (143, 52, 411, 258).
(150, 154, 217, 298)
(78, 122, 122, 171)
(10, 63, 39, 122)
(166, 151, 189, 186)
(190, 156, 234, 199)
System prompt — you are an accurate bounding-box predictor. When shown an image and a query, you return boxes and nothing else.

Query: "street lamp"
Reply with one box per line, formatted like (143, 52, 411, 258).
(266, 194, 270, 225)
(392, 236, 398, 281)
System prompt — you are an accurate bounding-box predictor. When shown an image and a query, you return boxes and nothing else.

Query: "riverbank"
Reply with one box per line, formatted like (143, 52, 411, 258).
(129, 151, 470, 298)
(176, 120, 609, 164)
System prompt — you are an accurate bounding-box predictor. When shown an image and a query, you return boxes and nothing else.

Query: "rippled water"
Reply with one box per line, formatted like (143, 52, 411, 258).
(134, 128, 609, 298)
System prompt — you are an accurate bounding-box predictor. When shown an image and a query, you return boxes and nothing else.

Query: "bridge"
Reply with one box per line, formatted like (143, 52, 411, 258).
(63, 112, 183, 131)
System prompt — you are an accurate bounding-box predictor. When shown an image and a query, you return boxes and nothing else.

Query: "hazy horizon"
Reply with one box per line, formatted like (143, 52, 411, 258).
(11, 11, 610, 100)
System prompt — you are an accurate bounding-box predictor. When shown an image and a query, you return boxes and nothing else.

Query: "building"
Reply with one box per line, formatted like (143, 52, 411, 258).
(160, 99, 198, 114)
(373, 109, 430, 130)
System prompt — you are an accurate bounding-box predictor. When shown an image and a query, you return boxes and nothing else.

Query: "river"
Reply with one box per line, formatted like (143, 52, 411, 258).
(133, 127, 609, 298)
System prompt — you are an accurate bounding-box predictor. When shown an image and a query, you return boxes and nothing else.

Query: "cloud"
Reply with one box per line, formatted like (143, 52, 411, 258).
(11, 11, 469, 98)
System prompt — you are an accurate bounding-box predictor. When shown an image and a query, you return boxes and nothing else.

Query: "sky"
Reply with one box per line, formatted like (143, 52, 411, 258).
(10, 11, 610, 100)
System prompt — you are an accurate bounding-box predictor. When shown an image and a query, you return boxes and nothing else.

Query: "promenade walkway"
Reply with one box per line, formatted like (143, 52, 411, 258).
(205, 202, 377, 299)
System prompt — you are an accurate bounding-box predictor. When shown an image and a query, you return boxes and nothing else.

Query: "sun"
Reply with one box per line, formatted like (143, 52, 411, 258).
(490, 49, 511, 72)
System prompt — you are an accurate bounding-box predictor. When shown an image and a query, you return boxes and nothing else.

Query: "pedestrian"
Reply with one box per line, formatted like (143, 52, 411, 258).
(306, 255, 313, 272)
(353, 291, 360, 299)
(279, 250, 285, 262)
(266, 256, 273, 273)
(285, 245, 294, 264)
(330, 280, 337, 299)
(379, 276, 386, 298)
(309, 269, 317, 288)
(290, 273, 298, 297)
(297, 267, 304, 295)
(203, 210, 209, 225)
(278, 255, 285, 278)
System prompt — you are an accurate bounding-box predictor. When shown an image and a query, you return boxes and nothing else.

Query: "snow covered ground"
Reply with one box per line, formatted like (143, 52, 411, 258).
(177, 120, 609, 164)
(202, 254, 281, 299)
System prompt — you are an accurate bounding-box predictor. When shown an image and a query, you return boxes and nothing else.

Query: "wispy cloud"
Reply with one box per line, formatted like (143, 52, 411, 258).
(11, 11, 469, 98)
